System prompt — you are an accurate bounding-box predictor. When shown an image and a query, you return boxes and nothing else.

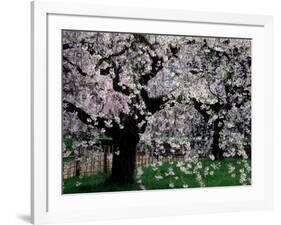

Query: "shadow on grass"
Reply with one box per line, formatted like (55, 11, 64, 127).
(63, 173, 140, 194)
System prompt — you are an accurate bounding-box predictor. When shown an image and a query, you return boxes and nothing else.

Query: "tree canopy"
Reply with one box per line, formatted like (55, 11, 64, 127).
(62, 30, 251, 183)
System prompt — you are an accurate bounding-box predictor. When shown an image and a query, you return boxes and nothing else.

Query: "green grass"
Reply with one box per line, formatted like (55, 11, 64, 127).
(140, 158, 251, 189)
(63, 173, 140, 194)
(63, 158, 251, 194)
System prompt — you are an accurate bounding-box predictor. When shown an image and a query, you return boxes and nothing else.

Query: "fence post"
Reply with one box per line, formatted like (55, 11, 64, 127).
(75, 149, 81, 176)
(103, 144, 108, 173)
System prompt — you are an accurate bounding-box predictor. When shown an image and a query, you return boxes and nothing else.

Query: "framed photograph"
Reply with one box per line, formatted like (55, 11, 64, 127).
(31, 1, 273, 224)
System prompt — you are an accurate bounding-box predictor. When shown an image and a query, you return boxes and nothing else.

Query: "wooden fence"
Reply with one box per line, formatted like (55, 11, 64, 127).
(63, 150, 185, 179)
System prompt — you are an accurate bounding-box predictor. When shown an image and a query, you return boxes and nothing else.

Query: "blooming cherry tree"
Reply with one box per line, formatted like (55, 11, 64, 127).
(62, 31, 251, 184)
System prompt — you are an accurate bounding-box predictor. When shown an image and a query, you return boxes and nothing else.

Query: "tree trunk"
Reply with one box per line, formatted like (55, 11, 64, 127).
(211, 119, 224, 160)
(75, 149, 81, 176)
(110, 115, 139, 184)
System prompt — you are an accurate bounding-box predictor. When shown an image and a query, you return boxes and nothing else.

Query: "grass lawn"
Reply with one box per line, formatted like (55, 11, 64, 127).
(63, 158, 251, 194)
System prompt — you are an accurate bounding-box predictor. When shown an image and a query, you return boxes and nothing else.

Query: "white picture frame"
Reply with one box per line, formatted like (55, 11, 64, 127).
(31, 1, 274, 224)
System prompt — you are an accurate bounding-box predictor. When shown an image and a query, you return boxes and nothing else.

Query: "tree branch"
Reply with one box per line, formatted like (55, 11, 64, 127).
(63, 43, 74, 50)
(140, 89, 168, 114)
(63, 100, 105, 128)
(63, 56, 88, 77)
(190, 98, 210, 121)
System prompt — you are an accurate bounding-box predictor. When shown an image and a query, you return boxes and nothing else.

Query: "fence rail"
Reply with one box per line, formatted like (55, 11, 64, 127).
(63, 152, 185, 179)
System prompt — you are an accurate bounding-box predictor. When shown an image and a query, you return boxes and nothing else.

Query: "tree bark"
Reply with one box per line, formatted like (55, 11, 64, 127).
(211, 119, 224, 160)
(110, 115, 139, 184)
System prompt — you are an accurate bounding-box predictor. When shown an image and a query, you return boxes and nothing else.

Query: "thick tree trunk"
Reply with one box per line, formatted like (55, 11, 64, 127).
(110, 115, 139, 184)
(211, 119, 224, 160)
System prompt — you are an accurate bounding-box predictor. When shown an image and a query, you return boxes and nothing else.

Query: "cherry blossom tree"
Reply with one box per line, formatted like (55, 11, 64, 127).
(62, 30, 251, 184)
